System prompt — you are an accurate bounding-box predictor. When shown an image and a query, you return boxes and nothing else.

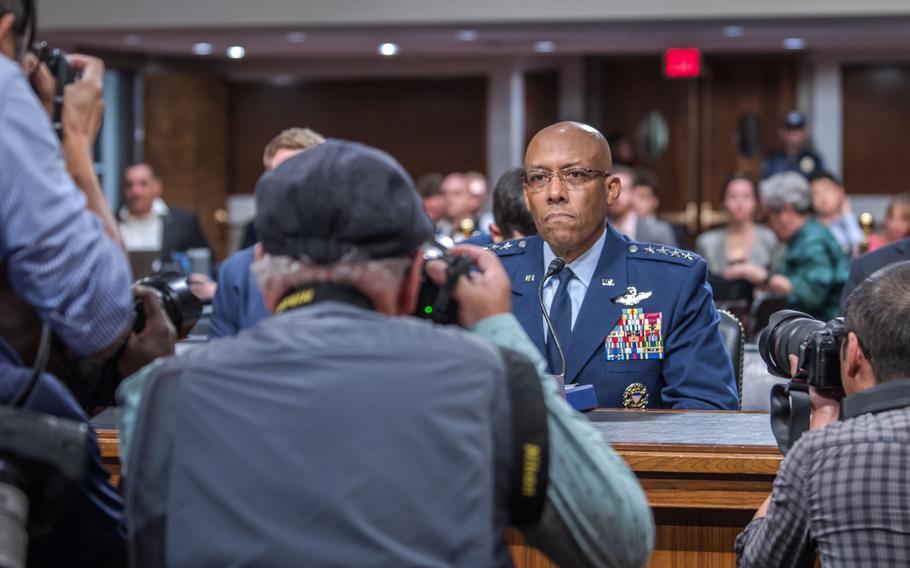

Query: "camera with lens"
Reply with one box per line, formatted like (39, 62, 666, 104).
(133, 272, 204, 339)
(759, 310, 847, 454)
(759, 310, 847, 389)
(414, 241, 472, 326)
(30, 40, 77, 139)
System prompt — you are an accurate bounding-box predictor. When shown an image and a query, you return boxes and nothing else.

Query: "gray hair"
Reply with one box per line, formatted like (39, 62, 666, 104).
(759, 172, 813, 214)
(252, 254, 412, 301)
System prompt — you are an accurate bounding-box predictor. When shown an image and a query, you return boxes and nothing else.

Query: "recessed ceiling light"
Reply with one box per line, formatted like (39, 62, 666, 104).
(378, 42, 399, 56)
(226, 45, 246, 59)
(722, 26, 745, 38)
(456, 29, 479, 42)
(125, 34, 141, 46)
(534, 40, 557, 53)
(192, 42, 213, 56)
(286, 31, 307, 43)
(782, 37, 806, 50)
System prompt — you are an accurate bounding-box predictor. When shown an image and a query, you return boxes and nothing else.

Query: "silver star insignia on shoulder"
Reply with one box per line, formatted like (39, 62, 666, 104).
(657, 247, 670, 255)
(682, 252, 694, 261)
(670, 249, 681, 257)
(525, 274, 535, 282)
(490, 243, 500, 251)
(644, 246, 656, 254)
(501, 242, 513, 249)
(612, 286, 653, 306)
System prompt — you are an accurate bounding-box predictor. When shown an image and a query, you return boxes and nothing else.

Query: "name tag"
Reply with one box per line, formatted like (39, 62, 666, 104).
(605, 309, 664, 361)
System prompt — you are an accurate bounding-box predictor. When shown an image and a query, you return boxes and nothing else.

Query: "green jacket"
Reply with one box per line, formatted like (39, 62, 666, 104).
(783, 218, 850, 320)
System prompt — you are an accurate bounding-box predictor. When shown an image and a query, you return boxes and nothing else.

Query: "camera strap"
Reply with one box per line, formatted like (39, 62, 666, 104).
(496, 347, 550, 526)
(842, 378, 910, 419)
(769, 381, 811, 456)
(275, 283, 374, 315)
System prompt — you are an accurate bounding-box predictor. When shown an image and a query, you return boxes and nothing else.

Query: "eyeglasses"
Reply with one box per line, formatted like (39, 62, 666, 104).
(522, 167, 610, 192)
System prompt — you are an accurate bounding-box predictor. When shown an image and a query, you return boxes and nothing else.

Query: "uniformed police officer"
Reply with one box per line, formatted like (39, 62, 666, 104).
(493, 121, 739, 410)
(760, 111, 825, 180)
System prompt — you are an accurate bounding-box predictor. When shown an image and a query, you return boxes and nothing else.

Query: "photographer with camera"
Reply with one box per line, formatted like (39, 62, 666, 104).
(0, 1, 176, 566)
(117, 140, 654, 567)
(736, 261, 910, 567)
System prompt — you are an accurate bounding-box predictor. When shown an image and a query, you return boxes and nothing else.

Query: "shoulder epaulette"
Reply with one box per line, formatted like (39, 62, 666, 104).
(487, 238, 528, 257)
(627, 243, 698, 266)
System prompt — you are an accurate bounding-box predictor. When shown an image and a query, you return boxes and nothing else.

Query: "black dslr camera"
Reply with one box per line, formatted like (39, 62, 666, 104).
(758, 310, 847, 454)
(759, 310, 847, 389)
(133, 272, 204, 339)
(31, 41, 77, 138)
(414, 241, 472, 326)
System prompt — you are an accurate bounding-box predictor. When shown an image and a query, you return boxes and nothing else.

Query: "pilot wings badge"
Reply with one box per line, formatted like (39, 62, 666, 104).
(612, 286, 652, 306)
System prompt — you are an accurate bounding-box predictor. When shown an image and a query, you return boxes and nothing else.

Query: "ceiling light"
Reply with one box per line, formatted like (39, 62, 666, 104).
(534, 40, 557, 53)
(125, 34, 141, 46)
(456, 29, 479, 42)
(192, 42, 213, 56)
(378, 42, 399, 56)
(782, 37, 806, 50)
(286, 31, 307, 43)
(722, 26, 745, 38)
(226, 46, 246, 59)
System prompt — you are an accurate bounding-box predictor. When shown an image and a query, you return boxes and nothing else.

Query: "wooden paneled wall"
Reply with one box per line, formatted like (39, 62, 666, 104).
(588, 55, 798, 215)
(843, 64, 910, 195)
(589, 57, 693, 212)
(227, 77, 488, 196)
(524, 70, 560, 147)
(700, 56, 798, 204)
(144, 73, 229, 261)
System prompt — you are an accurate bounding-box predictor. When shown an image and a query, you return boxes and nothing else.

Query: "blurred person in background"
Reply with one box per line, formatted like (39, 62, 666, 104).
(466, 170, 494, 235)
(119, 162, 216, 300)
(439, 171, 482, 241)
(209, 126, 325, 339)
(810, 172, 863, 257)
(700, 173, 779, 278)
(757, 172, 849, 320)
(416, 172, 445, 224)
(761, 111, 825, 180)
(609, 166, 677, 246)
(464, 167, 537, 247)
(867, 192, 910, 251)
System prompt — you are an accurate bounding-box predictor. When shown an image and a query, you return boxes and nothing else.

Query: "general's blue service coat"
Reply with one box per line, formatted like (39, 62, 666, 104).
(493, 225, 739, 410)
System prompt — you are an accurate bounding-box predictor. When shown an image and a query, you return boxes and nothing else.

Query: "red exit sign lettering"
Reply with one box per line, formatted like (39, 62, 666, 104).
(665, 48, 701, 78)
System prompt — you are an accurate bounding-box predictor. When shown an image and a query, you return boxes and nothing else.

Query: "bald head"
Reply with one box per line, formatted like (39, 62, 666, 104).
(522, 122, 621, 263)
(525, 122, 613, 172)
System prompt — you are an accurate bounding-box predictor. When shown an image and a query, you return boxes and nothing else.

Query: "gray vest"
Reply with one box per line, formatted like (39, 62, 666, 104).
(126, 303, 519, 567)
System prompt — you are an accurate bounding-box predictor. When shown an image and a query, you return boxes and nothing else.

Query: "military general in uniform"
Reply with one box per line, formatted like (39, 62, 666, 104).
(493, 121, 738, 409)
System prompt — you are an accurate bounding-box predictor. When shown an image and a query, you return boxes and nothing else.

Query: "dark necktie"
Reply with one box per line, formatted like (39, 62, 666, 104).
(546, 267, 574, 376)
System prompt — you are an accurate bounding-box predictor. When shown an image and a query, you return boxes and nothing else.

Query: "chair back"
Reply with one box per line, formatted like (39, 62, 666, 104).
(718, 309, 745, 407)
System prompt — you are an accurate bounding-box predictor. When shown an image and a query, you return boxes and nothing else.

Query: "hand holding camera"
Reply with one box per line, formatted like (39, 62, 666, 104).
(117, 285, 177, 379)
(424, 245, 511, 328)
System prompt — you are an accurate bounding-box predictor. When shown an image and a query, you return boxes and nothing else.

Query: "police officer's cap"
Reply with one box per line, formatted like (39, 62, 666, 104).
(783, 111, 806, 129)
(254, 139, 433, 263)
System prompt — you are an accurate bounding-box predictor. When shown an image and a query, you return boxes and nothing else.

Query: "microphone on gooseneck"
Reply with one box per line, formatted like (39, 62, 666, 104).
(538, 257, 568, 379)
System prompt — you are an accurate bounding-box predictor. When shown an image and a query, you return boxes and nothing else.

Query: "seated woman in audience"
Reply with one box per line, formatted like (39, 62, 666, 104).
(868, 192, 910, 251)
(697, 173, 778, 279)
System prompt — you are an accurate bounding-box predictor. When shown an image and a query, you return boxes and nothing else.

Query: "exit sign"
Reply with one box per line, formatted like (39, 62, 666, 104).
(665, 48, 701, 78)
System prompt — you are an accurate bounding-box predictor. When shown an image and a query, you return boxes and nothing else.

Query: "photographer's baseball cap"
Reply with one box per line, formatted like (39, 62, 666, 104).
(783, 111, 806, 129)
(254, 139, 433, 263)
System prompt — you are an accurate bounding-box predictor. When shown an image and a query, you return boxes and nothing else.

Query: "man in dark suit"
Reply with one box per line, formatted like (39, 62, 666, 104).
(119, 163, 213, 298)
(840, 236, 910, 312)
(493, 121, 738, 409)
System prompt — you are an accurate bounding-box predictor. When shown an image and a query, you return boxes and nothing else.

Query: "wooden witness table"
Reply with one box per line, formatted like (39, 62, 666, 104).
(94, 409, 781, 568)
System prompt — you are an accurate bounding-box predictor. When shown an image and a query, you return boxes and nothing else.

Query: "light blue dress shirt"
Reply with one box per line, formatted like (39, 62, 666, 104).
(541, 225, 607, 338)
(0, 54, 132, 359)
